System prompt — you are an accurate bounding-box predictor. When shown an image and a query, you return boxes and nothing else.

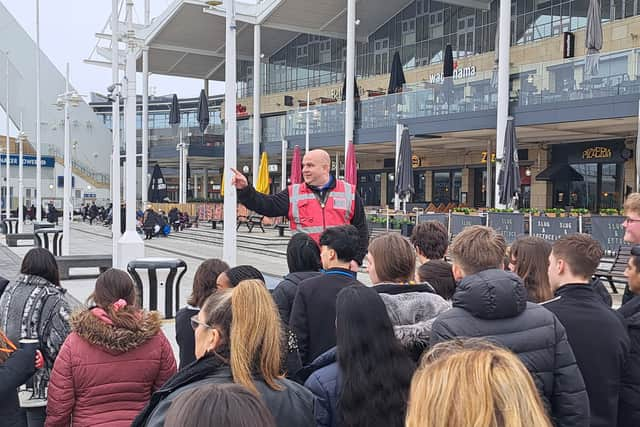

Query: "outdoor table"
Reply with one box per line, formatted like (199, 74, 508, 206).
(2, 218, 19, 234)
(34, 228, 63, 256)
(127, 257, 187, 319)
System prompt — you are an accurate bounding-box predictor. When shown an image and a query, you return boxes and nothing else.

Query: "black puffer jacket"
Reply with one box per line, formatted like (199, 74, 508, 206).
(0, 347, 36, 427)
(431, 269, 590, 427)
(272, 271, 321, 325)
(617, 296, 640, 427)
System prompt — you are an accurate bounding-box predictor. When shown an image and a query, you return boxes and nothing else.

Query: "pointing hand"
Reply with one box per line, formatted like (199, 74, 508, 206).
(230, 168, 248, 190)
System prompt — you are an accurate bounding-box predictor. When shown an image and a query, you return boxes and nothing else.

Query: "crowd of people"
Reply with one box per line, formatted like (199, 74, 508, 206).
(2, 150, 640, 426)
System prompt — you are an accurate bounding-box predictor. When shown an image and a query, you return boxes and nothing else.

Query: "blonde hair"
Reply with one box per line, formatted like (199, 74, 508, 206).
(406, 339, 552, 427)
(448, 225, 506, 275)
(624, 193, 640, 215)
(201, 279, 284, 395)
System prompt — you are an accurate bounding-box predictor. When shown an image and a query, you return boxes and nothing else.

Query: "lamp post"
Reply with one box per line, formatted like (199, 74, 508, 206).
(297, 91, 319, 154)
(18, 114, 25, 232)
(111, 0, 121, 267)
(5, 51, 11, 220)
(117, 0, 145, 268)
(56, 63, 81, 256)
(35, 0, 43, 221)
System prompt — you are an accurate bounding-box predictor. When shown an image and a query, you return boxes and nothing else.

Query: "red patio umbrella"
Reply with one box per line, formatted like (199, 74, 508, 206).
(345, 142, 357, 187)
(290, 145, 302, 184)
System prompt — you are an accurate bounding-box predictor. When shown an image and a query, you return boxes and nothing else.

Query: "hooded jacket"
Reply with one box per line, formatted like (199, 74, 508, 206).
(375, 283, 450, 361)
(617, 296, 640, 427)
(45, 308, 177, 427)
(431, 269, 590, 427)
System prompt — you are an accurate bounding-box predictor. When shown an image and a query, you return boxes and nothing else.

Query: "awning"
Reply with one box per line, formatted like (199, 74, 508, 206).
(535, 163, 584, 181)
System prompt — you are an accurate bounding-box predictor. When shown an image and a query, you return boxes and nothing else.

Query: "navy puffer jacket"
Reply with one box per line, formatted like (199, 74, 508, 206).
(430, 269, 590, 427)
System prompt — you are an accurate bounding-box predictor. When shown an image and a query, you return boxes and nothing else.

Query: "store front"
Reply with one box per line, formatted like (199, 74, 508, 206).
(537, 140, 629, 212)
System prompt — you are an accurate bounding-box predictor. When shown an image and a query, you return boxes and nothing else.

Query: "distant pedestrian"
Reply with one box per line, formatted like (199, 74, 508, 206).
(304, 285, 415, 427)
(406, 338, 553, 427)
(164, 383, 276, 427)
(175, 258, 229, 369)
(46, 269, 176, 427)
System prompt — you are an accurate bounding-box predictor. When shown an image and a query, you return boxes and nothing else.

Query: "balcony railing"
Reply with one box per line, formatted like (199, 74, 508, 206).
(283, 47, 640, 138)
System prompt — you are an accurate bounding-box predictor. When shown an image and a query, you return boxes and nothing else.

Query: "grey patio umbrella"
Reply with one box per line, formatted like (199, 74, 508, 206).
(443, 44, 454, 107)
(585, 0, 603, 78)
(388, 51, 406, 94)
(498, 117, 521, 207)
(197, 89, 209, 143)
(169, 94, 181, 128)
(395, 127, 414, 211)
(148, 164, 168, 203)
(341, 76, 361, 127)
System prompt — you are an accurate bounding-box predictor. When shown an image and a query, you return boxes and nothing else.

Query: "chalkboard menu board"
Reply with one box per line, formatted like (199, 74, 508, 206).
(418, 214, 449, 230)
(487, 213, 525, 244)
(450, 214, 486, 238)
(590, 216, 625, 255)
(530, 216, 579, 241)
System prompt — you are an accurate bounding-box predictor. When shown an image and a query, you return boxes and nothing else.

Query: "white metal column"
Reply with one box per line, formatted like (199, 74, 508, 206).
(62, 64, 72, 256)
(344, 0, 356, 156)
(111, 0, 121, 267)
(281, 139, 287, 190)
(35, 0, 42, 220)
(142, 47, 149, 205)
(5, 52, 10, 220)
(118, 0, 144, 268)
(223, 0, 238, 265)
(494, 0, 511, 208)
(18, 114, 23, 232)
(252, 24, 261, 184)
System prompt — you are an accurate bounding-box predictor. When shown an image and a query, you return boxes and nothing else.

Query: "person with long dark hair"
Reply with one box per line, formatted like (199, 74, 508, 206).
(304, 285, 415, 427)
(0, 248, 78, 426)
(272, 233, 322, 325)
(508, 236, 553, 303)
(176, 258, 229, 369)
(45, 269, 176, 426)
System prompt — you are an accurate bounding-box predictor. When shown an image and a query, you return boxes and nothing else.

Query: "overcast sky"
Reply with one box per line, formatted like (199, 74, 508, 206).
(0, 0, 225, 134)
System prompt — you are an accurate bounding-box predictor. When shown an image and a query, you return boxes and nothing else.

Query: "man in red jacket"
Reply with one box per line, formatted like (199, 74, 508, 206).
(231, 149, 368, 268)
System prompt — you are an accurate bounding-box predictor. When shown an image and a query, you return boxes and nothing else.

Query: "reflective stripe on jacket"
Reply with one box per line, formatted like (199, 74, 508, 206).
(288, 180, 355, 242)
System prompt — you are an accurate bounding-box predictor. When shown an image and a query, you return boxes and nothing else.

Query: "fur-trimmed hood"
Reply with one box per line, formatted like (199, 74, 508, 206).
(71, 309, 162, 354)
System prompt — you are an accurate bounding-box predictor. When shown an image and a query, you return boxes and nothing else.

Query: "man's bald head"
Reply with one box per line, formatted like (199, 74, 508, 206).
(302, 149, 331, 187)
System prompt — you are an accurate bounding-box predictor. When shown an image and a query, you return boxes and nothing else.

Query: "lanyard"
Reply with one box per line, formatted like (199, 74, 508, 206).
(323, 270, 356, 279)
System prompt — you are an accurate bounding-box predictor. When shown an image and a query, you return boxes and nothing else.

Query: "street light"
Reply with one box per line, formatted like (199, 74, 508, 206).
(17, 122, 25, 233)
(56, 63, 80, 256)
(296, 91, 319, 153)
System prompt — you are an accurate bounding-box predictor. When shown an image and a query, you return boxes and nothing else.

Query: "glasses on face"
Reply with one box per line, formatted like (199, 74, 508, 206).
(190, 315, 212, 331)
(624, 217, 640, 225)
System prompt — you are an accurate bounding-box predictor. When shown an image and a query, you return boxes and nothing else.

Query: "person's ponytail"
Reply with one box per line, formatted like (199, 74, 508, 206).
(229, 280, 283, 394)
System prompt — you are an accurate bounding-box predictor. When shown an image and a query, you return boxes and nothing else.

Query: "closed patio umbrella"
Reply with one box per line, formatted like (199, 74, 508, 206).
(197, 89, 209, 143)
(148, 164, 168, 203)
(497, 117, 521, 207)
(290, 145, 302, 184)
(345, 142, 357, 187)
(585, 0, 603, 78)
(395, 128, 414, 212)
(169, 94, 181, 128)
(443, 44, 454, 107)
(341, 76, 361, 127)
(388, 52, 406, 94)
(256, 152, 270, 194)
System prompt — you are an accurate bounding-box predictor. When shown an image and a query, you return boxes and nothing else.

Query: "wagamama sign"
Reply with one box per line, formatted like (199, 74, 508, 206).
(429, 65, 476, 84)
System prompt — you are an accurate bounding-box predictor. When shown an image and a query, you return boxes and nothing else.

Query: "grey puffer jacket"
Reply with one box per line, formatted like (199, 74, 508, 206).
(430, 269, 590, 427)
(376, 283, 450, 361)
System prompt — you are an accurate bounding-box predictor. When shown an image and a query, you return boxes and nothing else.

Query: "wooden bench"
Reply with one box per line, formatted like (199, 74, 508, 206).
(6, 233, 35, 247)
(594, 244, 631, 294)
(56, 255, 112, 280)
(237, 214, 265, 233)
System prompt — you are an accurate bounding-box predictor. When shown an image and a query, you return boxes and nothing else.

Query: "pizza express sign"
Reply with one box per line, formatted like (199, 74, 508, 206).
(565, 142, 630, 164)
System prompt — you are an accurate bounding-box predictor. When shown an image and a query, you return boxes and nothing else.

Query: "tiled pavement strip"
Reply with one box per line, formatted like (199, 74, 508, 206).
(0, 221, 372, 364)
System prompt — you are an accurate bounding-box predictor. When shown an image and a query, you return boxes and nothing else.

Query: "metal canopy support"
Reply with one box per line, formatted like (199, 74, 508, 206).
(344, 0, 356, 157)
(494, 0, 511, 209)
(252, 24, 261, 184)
